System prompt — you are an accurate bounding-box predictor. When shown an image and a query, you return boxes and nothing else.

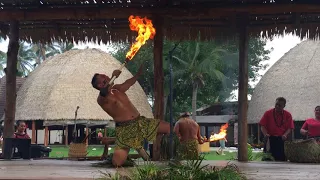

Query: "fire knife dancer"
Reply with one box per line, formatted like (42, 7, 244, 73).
(174, 112, 203, 159)
(91, 65, 170, 167)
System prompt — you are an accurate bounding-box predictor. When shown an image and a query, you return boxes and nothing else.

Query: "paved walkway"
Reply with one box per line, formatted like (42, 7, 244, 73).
(0, 159, 319, 180)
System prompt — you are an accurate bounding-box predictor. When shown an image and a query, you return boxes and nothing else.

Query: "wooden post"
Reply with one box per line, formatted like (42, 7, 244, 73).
(104, 127, 107, 137)
(2, 20, 19, 160)
(65, 125, 68, 146)
(86, 126, 89, 145)
(237, 13, 249, 162)
(44, 126, 49, 146)
(152, 15, 164, 161)
(257, 124, 260, 143)
(31, 120, 36, 144)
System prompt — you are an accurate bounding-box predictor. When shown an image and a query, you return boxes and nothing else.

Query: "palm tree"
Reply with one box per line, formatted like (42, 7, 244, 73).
(0, 50, 6, 77)
(17, 42, 37, 76)
(173, 41, 226, 120)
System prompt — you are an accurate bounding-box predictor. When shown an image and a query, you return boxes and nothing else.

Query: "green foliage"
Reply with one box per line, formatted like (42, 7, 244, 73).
(110, 38, 271, 119)
(97, 156, 246, 180)
(0, 38, 75, 76)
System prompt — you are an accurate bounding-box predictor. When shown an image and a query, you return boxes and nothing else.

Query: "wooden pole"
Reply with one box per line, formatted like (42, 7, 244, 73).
(65, 126, 68, 146)
(2, 20, 19, 160)
(44, 126, 49, 146)
(86, 126, 89, 145)
(104, 127, 107, 137)
(257, 124, 260, 143)
(152, 15, 164, 161)
(237, 13, 249, 162)
(31, 120, 36, 144)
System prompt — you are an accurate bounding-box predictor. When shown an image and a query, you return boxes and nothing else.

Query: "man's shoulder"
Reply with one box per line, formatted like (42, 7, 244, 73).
(283, 109, 292, 116)
(264, 108, 274, 114)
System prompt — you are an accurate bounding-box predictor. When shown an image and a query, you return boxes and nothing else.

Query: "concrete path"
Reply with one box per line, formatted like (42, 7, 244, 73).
(0, 159, 319, 180)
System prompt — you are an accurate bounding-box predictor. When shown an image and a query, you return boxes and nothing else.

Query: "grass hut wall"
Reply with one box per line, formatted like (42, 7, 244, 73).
(0, 76, 26, 122)
(6, 48, 153, 127)
(248, 40, 320, 125)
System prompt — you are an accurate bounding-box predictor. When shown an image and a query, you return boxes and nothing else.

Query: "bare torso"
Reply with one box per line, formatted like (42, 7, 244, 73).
(97, 88, 140, 122)
(176, 118, 199, 142)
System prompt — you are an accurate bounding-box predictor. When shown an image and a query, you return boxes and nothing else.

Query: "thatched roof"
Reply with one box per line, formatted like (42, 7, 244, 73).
(248, 40, 320, 124)
(1, 1, 320, 42)
(0, 76, 26, 120)
(1, 49, 153, 127)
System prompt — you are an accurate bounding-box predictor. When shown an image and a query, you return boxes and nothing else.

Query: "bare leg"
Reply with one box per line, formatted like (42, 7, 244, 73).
(100, 137, 116, 159)
(112, 148, 130, 167)
(136, 148, 150, 161)
(157, 120, 170, 134)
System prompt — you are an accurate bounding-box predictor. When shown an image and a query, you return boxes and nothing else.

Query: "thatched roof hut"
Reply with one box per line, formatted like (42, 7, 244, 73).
(0, 76, 25, 120)
(248, 40, 320, 124)
(2, 48, 153, 127)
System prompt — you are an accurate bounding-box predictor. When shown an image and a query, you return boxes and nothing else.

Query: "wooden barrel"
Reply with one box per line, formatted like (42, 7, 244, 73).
(68, 143, 87, 158)
(285, 139, 320, 163)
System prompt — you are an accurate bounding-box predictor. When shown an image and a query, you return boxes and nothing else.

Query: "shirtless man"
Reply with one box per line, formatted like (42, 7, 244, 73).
(91, 65, 170, 166)
(174, 112, 203, 159)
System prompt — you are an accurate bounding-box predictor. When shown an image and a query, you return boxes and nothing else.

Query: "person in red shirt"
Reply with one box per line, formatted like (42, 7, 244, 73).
(14, 121, 30, 139)
(300, 106, 320, 139)
(259, 97, 294, 161)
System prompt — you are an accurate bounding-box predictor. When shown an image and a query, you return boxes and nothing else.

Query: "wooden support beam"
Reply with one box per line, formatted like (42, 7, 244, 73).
(237, 13, 249, 162)
(1, 4, 320, 21)
(65, 126, 68, 146)
(152, 15, 164, 161)
(86, 126, 89, 145)
(44, 126, 49, 146)
(31, 120, 36, 144)
(2, 20, 19, 160)
(104, 127, 107, 137)
(257, 124, 261, 143)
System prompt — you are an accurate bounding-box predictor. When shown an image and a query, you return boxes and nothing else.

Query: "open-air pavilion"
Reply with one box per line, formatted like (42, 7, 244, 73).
(2, 0, 320, 163)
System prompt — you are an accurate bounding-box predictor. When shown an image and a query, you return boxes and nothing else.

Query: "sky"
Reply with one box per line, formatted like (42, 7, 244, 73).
(0, 34, 303, 100)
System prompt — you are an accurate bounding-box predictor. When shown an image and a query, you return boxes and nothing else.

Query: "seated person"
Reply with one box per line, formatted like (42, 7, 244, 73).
(14, 121, 30, 139)
(174, 112, 204, 160)
(300, 106, 320, 141)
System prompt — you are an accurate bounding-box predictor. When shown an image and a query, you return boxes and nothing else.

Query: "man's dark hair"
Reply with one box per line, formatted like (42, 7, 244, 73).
(276, 97, 286, 105)
(315, 106, 320, 110)
(91, 73, 100, 90)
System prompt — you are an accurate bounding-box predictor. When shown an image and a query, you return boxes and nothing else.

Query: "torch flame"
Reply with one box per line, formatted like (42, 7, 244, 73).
(126, 15, 156, 60)
(209, 123, 228, 142)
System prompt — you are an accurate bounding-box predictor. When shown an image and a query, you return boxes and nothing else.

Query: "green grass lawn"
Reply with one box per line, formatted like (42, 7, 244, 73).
(49, 145, 236, 160)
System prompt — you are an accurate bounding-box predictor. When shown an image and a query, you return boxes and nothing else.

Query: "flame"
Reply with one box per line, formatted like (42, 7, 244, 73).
(209, 123, 228, 142)
(126, 15, 156, 60)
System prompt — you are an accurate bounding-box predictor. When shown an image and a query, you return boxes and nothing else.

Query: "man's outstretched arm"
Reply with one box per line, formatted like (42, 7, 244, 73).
(117, 65, 143, 92)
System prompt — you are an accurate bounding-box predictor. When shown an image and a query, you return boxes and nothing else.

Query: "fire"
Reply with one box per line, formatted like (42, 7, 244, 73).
(209, 123, 228, 142)
(126, 15, 156, 60)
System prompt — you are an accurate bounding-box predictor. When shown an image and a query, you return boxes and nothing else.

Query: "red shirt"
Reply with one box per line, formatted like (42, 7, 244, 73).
(301, 118, 320, 137)
(14, 132, 30, 139)
(259, 108, 294, 136)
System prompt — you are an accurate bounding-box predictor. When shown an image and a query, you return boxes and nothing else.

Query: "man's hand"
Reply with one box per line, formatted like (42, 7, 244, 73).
(112, 70, 121, 78)
(282, 134, 287, 141)
(198, 140, 204, 145)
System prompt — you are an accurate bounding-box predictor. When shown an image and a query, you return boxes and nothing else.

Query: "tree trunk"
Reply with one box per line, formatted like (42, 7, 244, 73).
(192, 82, 198, 121)
(3, 21, 19, 159)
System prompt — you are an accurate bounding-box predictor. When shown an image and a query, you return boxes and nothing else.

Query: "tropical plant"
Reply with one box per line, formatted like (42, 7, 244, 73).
(173, 41, 226, 120)
(17, 42, 37, 76)
(97, 156, 247, 180)
(0, 50, 6, 77)
(31, 41, 76, 66)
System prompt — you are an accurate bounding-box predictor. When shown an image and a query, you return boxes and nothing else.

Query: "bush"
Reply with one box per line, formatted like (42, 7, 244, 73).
(97, 156, 247, 180)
